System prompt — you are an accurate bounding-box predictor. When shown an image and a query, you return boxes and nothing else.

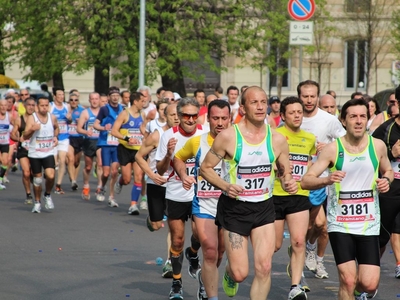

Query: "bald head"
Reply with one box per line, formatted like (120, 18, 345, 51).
(319, 94, 337, 115)
(206, 94, 218, 105)
(241, 86, 266, 105)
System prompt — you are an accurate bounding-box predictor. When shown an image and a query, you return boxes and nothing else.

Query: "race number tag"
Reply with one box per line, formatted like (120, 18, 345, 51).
(35, 136, 53, 152)
(127, 128, 143, 146)
(337, 190, 375, 223)
(87, 125, 99, 138)
(391, 159, 400, 180)
(175, 157, 195, 181)
(106, 132, 119, 146)
(21, 139, 30, 150)
(197, 167, 221, 198)
(236, 164, 271, 196)
(0, 124, 9, 145)
(289, 153, 308, 181)
(68, 124, 77, 135)
(58, 120, 68, 134)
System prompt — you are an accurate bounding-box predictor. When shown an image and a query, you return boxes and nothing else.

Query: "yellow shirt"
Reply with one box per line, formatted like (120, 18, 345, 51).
(273, 126, 316, 197)
(175, 133, 214, 162)
(17, 102, 26, 116)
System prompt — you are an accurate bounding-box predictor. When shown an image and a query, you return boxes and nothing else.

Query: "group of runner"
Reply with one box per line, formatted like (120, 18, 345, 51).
(1, 82, 400, 300)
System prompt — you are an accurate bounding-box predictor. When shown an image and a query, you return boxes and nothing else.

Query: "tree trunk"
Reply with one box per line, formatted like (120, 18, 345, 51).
(94, 64, 110, 95)
(52, 71, 64, 89)
(160, 58, 186, 97)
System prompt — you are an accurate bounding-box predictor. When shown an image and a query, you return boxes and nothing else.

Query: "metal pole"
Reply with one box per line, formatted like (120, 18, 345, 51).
(138, 0, 146, 87)
(299, 46, 303, 82)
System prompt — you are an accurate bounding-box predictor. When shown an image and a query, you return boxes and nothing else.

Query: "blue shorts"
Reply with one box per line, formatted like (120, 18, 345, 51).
(309, 188, 326, 206)
(101, 146, 118, 166)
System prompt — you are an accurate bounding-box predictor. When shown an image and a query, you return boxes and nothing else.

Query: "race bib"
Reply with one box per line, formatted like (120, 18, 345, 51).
(87, 125, 99, 138)
(127, 128, 143, 146)
(197, 167, 221, 198)
(0, 131, 7, 144)
(236, 164, 271, 196)
(68, 124, 77, 135)
(391, 159, 400, 180)
(106, 132, 119, 146)
(336, 190, 375, 223)
(58, 120, 68, 134)
(289, 153, 308, 181)
(21, 139, 30, 150)
(35, 136, 53, 152)
(175, 157, 195, 181)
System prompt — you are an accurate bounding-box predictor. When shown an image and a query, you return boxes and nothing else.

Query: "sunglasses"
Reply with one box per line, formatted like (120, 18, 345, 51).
(389, 100, 396, 104)
(181, 113, 198, 121)
(21, 93, 29, 96)
(69, 99, 79, 102)
(164, 98, 175, 101)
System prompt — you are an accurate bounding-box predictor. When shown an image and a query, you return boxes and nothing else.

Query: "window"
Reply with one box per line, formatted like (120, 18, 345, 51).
(345, 40, 368, 89)
(345, 0, 372, 13)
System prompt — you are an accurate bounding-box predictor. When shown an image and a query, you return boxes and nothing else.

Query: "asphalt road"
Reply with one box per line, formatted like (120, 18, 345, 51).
(1, 170, 399, 300)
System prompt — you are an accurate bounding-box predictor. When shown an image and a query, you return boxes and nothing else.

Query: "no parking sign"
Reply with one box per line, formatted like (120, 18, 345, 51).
(288, 0, 315, 21)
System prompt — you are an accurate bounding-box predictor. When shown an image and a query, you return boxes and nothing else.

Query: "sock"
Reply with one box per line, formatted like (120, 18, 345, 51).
(307, 241, 317, 251)
(44, 192, 50, 197)
(26, 193, 31, 198)
(190, 235, 201, 253)
(0, 165, 6, 180)
(170, 248, 183, 279)
(83, 184, 89, 188)
(316, 255, 324, 262)
(209, 297, 218, 300)
(131, 183, 142, 202)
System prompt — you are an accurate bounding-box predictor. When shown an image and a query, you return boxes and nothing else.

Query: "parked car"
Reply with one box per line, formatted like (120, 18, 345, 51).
(373, 88, 395, 112)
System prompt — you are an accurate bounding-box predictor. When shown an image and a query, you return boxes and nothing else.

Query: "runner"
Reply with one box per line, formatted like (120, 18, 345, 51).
(174, 100, 231, 300)
(144, 99, 169, 138)
(4, 95, 19, 182)
(111, 92, 146, 214)
(76, 92, 103, 201)
(200, 86, 297, 299)
(135, 103, 179, 278)
(0, 99, 11, 189)
(301, 98, 393, 300)
(23, 96, 59, 213)
(155, 97, 207, 300)
(272, 96, 316, 300)
(93, 87, 123, 207)
(10, 97, 36, 204)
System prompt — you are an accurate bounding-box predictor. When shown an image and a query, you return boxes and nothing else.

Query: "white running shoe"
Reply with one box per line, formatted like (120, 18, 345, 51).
(314, 260, 329, 279)
(128, 204, 139, 215)
(114, 176, 122, 194)
(305, 248, 317, 271)
(32, 202, 41, 213)
(140, 199, 148, 210)
(44, 194, 54, 210)
(108, 197, 119, 208)
(95, 188, 105, 202)
(3, 176, 9, 183)
(0, 183, 6, 190)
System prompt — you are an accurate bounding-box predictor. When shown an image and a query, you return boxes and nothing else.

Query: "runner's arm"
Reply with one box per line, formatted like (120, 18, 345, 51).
(76, 110, 89, 135)
(22, 115, 37, 139)
(111, 111, 127, 139)
(10, 117, 21, 142)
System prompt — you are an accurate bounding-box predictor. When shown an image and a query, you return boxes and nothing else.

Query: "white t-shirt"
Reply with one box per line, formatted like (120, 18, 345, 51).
(155, 124, 208, 202)
(146, 118, 166, 134)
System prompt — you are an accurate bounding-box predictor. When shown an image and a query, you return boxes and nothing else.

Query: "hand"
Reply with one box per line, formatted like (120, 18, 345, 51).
(182, 176, 196, 191)
(283, 178, 298, 194)
(87, 128, 93, 137)
(316, 142, 327, 154)
(167, 138, 178, 157)
(391, 140, 400, 158)
(376, 177, 390, 193)
(53, 137, 58, 147)
(328, 171, 346, 184)
(225, 184, 244, 198)
(66, 112, 72, 120)
(128, 137, 139, 145)
(32, 122, 41, 131)
(150, 173, 168, 186)
(104, 123, 111, 131)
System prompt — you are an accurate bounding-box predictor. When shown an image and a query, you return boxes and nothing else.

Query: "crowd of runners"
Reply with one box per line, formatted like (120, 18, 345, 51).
(0, 81, 400, 300)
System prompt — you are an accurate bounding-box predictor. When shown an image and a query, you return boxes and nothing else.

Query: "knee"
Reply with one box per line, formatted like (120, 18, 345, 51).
(275, 241, 282, 253)
(202, 244, 218, 263)
(84, 165, 92, 173)
(23, 169, 31, 178)
(254, 260, 272, 279)
(102, 169, 110, 177)
(110, 169, 119, 178)
(121, 175, 131, 185)
(230, 266, 249, 283)
(340, 273, 357, 290)
(291, 237, 306, 250)
(171, 236, 185, 251)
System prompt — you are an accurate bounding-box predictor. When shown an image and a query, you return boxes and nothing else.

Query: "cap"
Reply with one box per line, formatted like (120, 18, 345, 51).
(108, 87, 120, 95)
(173, 92, 181, 100)
(269, 96, 280, 105)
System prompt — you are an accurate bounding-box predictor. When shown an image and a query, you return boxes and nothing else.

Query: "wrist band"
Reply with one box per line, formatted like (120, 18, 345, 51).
(382, 176, 391, 185)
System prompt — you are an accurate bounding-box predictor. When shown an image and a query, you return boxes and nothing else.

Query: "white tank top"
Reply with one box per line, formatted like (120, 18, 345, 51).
(0, 112, 10, 145)
(147, 127, 167, 187)
(28, 113, 54, 158)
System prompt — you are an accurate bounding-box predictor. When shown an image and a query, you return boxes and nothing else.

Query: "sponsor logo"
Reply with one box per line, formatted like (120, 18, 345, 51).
(349, 156, 366, 162)
(339, 151, 344, 158)
(238, 164, 271, 174)
(186, 157, 196, 163)
(248, 151, 263, 156)
(129, 121, 134, 126)
(340, 190, 373, 200)
(289, 154, 308, 162)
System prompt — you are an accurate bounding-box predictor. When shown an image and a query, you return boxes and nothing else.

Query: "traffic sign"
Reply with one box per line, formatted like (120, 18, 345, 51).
(289, 21, 313, 45)
(288, 0, 315, 21)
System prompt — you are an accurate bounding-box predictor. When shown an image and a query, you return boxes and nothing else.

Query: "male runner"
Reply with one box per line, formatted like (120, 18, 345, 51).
(23, 96, 59, 213)
(11, 97, 36, 203)
(301, 98, 393, 300)
(174, 100, 231, 300)
(0, 99, 11, 189)
(200, 86, 297, 299)
(77, 93, 103, 201)
(155, 97, 207, 300)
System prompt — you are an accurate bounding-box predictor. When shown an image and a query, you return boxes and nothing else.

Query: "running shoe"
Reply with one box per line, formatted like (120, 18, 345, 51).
(11, 164, 18, 172)
(3, 176, 9, 183)
(108, 197, 119, 208)
(222, 270, 239, 297)
(95, 188, 105, 202)
(354, 292, 370, 300)
(305, 247, 317, 271)
(146, 216, 154, 232)
(288, 284, 307, 300)
(300, 276, 310, 293)
(128, 204, 139, 215)
(93, 163, 97, 178)
(44, 194, 54, 210)
(0, 183, 6, 190)
(140, 198, 148, 210)
(82, 187, 90, 201)
(169, 279, 183, 300)
(185, 247, 201, 279)
(25, 194, 33, 205)
(114, 176, 122, 194)
(54, 185, 64, 194)
(32, 202, 41, 213)
(71, 181, 78, 191)
(314, 260, 329, 279)
(395, 265, 400, 279)
(162, 260, 173, 278)
(196, 269, 208, 300)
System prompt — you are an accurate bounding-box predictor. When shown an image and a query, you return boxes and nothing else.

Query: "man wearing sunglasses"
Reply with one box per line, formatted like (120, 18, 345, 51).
(155, 97, 207, 300)
(369, 92, 397, 133)
(16, 89, 30, 117)
(67, 93, 85, 191)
